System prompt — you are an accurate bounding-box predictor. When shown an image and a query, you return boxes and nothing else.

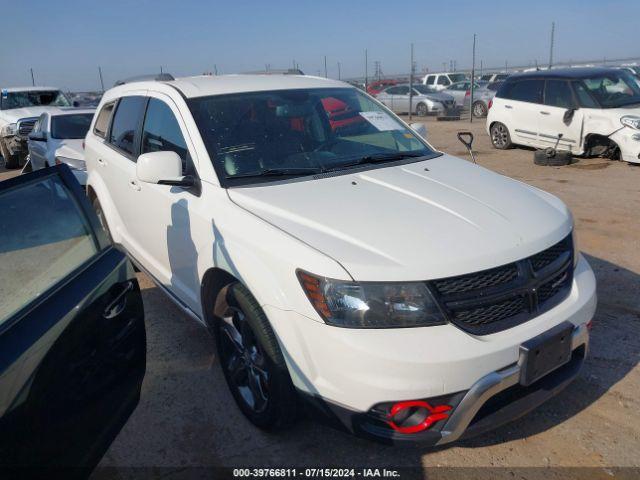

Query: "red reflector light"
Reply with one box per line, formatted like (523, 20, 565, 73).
(586, 320, 593, 330)
(387, 400, 452, 434)
(465, 90, 470, 97)
(488, 99, 493, 110)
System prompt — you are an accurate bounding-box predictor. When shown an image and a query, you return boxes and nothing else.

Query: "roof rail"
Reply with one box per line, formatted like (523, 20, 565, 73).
(241, 68, 305, 76)
(114, 73, 175, 86)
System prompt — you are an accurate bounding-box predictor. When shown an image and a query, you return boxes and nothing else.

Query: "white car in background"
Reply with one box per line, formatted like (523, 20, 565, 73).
(27, 108, 95, 185)
(85, 73, 595, 445)
(422, 72, 468, 91)
(0, 87, 72, 168)
(487, 68, 640, 163)
(376, 84, 456, 116)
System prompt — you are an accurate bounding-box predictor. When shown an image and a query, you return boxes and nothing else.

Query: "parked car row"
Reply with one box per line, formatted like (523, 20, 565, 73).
(376, 84, 457, 116)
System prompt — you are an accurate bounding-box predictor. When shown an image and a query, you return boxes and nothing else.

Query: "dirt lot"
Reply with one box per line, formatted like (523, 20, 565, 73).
(2, 118, 639, 478)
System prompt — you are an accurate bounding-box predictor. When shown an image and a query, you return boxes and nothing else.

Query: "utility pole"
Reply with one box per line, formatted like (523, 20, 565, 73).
(160, 66, 163, 74)
(364, 49, 368, 91)
(30, 68, 35, 86)
(324, 56, 327, 78)
(409, 43, 414, 121)
(98, 66, 105, 92)
(549, 21, 555, 69)
(480, 60, 483, 78)
(337, 62, 341, 80)
(214, 64, 218, 75)
(470, 34, 476, 123)
(505, 60, 508, 74)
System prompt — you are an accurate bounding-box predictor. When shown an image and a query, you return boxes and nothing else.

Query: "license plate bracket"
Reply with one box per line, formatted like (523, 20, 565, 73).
(519, 322, 574, 386)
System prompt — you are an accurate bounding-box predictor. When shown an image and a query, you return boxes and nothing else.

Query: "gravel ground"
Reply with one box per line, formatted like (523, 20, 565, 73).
(2, 117, 638, 478)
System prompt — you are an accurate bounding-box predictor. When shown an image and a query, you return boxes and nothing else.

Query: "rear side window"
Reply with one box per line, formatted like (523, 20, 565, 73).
(52, 114, 94, 139)
(395, 86, 410, 95)
(501, 79, 544, 103)
(0, 174, 99, 324)
(426, 76, 435, 85)
(437, 76, 450, 86)
(544, 80, 575, 108)
(109, 96, 146, 156)
(141, 99, 189, 173)
(93, 102, 115, 138)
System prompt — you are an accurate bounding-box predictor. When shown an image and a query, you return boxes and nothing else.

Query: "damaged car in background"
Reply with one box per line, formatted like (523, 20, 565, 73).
(0, 87, 72, 168)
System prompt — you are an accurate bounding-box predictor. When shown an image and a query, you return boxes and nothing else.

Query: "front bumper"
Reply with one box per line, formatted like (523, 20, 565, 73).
(264, 254, 596, 443)
(610, 128, 640, 164)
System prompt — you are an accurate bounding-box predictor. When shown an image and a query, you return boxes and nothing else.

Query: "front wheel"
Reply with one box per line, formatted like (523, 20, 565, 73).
(216, 283, 298, 430)
(416, 103, 428, 117)
(490, 122, 513, 150)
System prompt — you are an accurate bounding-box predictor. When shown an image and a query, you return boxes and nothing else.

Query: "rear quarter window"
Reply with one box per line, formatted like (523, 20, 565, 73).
(498, 79, 544, 103)
(93, 101, 115, 138)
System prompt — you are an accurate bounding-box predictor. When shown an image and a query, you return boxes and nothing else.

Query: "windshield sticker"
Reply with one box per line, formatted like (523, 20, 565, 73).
(359, 111, 403, 131)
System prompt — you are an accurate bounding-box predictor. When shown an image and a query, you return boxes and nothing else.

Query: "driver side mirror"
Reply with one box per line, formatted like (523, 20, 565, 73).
(28, 131, 46, 142)
(137, 151, 198, 192)
(563, 108, 578, 125)
(410, 122, 428, 140)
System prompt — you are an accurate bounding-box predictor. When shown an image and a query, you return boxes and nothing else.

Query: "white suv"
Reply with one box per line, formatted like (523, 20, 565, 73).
(422, 72, 468, 91)
(487, 68, 640, 163)
(85, 74, 596, 444)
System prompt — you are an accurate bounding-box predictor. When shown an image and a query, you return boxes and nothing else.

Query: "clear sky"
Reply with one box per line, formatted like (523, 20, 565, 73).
(1, 0, 637, 91)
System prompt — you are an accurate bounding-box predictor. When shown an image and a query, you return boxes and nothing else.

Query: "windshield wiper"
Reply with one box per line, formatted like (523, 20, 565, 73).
(326, 152, 427, 172)
(226, 167, 323, 179)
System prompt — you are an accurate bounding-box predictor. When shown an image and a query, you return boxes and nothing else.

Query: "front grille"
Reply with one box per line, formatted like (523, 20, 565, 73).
(429, 234, 574, 335)
(433, 264, 518, 295)
(17, 118, 37, 137)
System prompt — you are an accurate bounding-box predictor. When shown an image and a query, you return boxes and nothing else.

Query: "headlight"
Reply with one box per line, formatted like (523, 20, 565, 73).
(1, 123, 17, 136)
(55, 156, 86, 171)
(297, 271, 446, 328)
(620, 115, 640, 130)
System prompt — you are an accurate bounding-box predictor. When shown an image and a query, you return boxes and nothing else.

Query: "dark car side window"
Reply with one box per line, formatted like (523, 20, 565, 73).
(501, 79, 544, 104)
(572, 81, 599, 108)
(0, 174, 99, 325)
(544, 80, 576, 109)
(385, 86, 401, 95)
(109, 96, 147, 156)
(426, 76, 435, 85)
(395, 86, 410, 95)
(141, 98, 189, 174)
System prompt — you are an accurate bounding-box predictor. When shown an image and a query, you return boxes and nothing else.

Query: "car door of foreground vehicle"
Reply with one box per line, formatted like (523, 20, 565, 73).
(121, 93, 205, 314)
(0, 165, 145, 472)
(537, 79, 584, 152)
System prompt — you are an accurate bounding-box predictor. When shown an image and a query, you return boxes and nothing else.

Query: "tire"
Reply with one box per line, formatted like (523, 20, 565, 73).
(534, 148, 573, 166)
(472, 101, 488, 118)
(416, 103, 428, 117)
(490, 122, 513, 149)
(216, 283, 298, 430)
(92, 196, 113, 241)
(0, 140, 20, 169)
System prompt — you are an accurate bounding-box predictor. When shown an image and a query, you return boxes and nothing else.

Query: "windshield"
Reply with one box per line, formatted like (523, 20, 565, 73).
(51, 113, 94, 139)
(448, 74, 467, 83)
(0, 90, 71, 110)
(580, 71, 640, 108)
(189, 88, 437, 186)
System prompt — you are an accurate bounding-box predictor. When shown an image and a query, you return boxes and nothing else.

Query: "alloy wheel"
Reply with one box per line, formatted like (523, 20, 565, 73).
(492, 124, 508, 148)
(219, 306, 270, 413)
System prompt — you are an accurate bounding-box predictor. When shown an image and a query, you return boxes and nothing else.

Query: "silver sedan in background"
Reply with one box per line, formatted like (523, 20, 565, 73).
(376, 84, 456, 116)
(445, 81, 500, 117)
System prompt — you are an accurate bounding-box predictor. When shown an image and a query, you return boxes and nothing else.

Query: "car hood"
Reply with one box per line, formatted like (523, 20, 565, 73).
(54, 139, 84, 160)
(0, 106, 59, 124)
(228, 155, 572, 281)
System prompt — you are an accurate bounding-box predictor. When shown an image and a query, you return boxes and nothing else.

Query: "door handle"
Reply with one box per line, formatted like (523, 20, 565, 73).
(129, 179, 141, 191)
(103, 281, 134, 319)
(540, 111, 550, 115)
(504, 105, 513, 109)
